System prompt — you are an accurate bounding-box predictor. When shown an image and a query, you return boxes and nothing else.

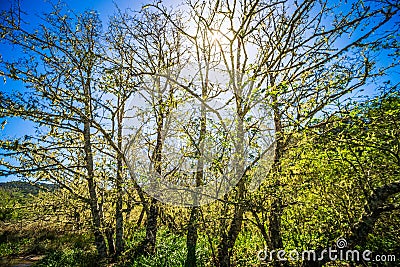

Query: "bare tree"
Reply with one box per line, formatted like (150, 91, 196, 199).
(0, 3, 109, 258)
(110, 7, 189, 254)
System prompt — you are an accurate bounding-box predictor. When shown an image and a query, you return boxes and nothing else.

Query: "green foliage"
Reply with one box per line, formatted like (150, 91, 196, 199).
(279, 89, 400, 254)
(0, 237, 32, 257)
(231, 229, 263, 266)
(0, 182, 59, 222)
(0, 188, 27, 222)
(119, 226, 212, 267)
(35, 248, 98, 267)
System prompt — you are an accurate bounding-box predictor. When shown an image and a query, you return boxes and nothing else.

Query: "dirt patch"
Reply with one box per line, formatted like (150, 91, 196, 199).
(0, 255, 45, 267)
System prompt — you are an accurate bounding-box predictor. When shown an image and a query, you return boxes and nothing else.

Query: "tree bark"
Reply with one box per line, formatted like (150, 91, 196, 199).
(348, 180, 400, 247)
(186, 206, 199, 267)
(115, 97, 124, 257)
(217, 188, 245, 267)
(186, 86, 207, 267)
(217, 113, 246, 267)
(142, 100, 164, 254)
(143, 198, 159, 254)
(268, 93, 284, 252)
(83, 96, 107, 258)
(106, 227, 115, 256)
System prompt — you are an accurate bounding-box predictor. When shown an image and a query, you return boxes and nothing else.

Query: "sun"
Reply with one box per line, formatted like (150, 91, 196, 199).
(210, 30, 223, 44)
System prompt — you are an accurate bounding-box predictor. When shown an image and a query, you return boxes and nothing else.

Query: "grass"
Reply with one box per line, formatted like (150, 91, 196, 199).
(1, 221, 218, 267)
(0, 221, 98, 266)
(117, 226, 214, 267)
(35, 248, 98, 267)
(0, 220, 263, 267)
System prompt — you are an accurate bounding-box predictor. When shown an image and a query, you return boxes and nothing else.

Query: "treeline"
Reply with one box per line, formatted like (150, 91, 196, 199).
(0, 0, 399, 266)
(0, 181, 57, 194)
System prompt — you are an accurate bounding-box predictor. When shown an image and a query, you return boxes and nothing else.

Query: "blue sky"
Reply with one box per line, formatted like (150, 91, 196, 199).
(0, 0, 142, 21)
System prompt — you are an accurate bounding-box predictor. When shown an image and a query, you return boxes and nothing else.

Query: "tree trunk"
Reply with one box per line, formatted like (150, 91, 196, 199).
(268, 198, 283, 250)
(136, 207, 145, 228)
(217, 178, 246, 267)
(186, 207, 199, 267)
(106, 227, 116, 256)
(217, 113, 246, 267)
(144, 198, 159, 253)
(348, 180, 400, 247)
(115, 98, 124, 257)
(185, 89, 207, 267)
(268, 93, 284, 252)
(142, 101, 164, 254)
(84, 114, 107, 258)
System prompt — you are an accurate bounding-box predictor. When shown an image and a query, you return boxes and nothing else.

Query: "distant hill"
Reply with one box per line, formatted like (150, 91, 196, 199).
(0, 181, 58, 195)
